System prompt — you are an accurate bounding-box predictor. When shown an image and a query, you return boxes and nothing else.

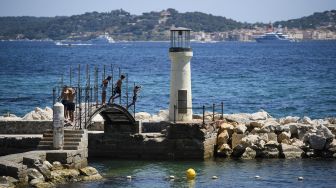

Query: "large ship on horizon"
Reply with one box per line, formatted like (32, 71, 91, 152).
(254, 24, 295, 43)
(55, 33, 115, 46)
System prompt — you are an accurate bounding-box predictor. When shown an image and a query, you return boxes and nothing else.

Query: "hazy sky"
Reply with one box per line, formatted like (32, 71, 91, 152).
(1, 0, 336, 23)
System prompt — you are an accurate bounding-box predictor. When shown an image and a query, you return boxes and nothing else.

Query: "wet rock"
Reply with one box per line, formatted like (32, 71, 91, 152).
(241, 147, 256, 159)
(280, 143, 304, 159)
(262, 141, 280, 158)
(217, 130, 229, 146)
(34, 182, 55, 188)
(79, 167, 98, 176)
(232, 144, 246, 157)
(50, 169, 80, 184)
(290, 138, 305, 149)
(82, 174, 103, 181)
(217, 144, 232, 157)
(27, 168, 44, 181)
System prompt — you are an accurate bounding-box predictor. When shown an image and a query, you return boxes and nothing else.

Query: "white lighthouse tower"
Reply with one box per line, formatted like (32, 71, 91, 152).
(169, 27, 193, 121)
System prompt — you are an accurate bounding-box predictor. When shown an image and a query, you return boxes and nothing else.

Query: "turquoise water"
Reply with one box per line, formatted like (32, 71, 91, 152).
(0, 41, 336, 118)
(58, 159, 336, 188)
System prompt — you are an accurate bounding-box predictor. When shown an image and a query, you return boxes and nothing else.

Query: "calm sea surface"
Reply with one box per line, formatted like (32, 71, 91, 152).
(1, 41, 336, 187)
(58, 159, 336, 188)
(0, 41, 335, 118)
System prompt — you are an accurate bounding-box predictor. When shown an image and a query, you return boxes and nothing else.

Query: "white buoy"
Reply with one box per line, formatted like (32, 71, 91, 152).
(298, 176, 304, 181)
(212, 176, 218, 179)
(126, 176, 132, 180)
(255, 175, 261, 179)
(169, 175, 175, 179)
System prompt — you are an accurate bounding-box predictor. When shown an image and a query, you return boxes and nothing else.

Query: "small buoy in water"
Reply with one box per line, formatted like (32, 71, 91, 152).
(169, 175, 175, 179)
(212, 176, 218, 179)
(255, 175, 261, 179)
(126, 176, 132, 180)
(186, 168, 196, 180)
(298, 177, 304, 181)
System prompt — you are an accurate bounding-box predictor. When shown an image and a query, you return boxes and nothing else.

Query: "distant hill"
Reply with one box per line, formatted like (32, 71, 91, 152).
(274, 10, 336, 30)
(0, 9, 335, 40)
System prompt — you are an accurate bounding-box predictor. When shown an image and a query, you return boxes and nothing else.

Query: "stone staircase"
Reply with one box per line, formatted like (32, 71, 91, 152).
(37, 129, 87, 150)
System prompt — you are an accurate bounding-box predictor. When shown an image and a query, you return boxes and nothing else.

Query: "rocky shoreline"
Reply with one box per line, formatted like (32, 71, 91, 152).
(216, 111, 336, 159)
(0, 158, 102, 188)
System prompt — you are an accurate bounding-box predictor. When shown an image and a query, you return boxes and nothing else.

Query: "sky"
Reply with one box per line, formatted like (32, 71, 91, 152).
(0, 0, 336, 23)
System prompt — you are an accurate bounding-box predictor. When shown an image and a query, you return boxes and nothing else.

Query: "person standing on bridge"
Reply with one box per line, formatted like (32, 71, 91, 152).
(127, 85, 141, 109)
(108, 74, 125, 104)
(101, 76, 112, 105)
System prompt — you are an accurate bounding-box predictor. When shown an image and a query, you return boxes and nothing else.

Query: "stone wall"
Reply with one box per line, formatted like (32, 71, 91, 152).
(0, 137, 42, 156)
(88, 121, 218, 160)
(0, 121, 52, 134)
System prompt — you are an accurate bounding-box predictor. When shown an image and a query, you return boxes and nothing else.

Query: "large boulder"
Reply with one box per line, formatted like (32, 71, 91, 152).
(50, 169, 80, 184)
(217, 144, 232, 157)
(279, 116, 300, 125)
(217, 130, 229, 146)
(241, 147, 256, 159)
(218, 122, 235, 136)
(262, 141, 280, 158)
(235, 124, 247, 134)
(232, 144, 246, 157)
(79, 167, 98, 176)
(308, 134, 326, 150)
(52, 161, 63, 171)
(0, 176, 18, 188)
(301, 116, 314, 125)
(260, 119, 280, 133)
(278, 132, 291, 143)
(249, 110, 271, 121)
(27, 168, 44, 181)
(280, 143, 304, 159)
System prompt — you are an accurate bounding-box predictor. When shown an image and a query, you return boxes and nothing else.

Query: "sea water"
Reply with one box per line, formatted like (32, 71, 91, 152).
(59, 159, 336, 188)
(1, 41, 336, 187)
(0, 41, 335, 118)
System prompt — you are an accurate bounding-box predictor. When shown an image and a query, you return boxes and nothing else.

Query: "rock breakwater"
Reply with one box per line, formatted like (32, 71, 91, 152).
(216, 111, 336, 159)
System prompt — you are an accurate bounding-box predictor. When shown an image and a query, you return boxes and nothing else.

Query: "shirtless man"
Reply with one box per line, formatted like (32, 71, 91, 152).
(60, 86, 69, 119)
(66, 87, 76, 122)
(108, 75, 125, 104)
(101, 76, 112, 105)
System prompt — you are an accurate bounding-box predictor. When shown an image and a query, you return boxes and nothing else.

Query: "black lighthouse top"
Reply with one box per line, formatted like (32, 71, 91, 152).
(169, 27, 192, 52)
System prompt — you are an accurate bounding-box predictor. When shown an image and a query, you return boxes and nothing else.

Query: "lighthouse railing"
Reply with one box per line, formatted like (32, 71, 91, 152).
(173, 102, 224, 124)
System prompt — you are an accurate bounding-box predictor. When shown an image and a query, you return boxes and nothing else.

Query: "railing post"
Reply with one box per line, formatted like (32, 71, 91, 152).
(202, 105, 205, 124)
(133, 82, 136, 118)
(52, 87, 56, 105)
(119, 67, 121, 105)
(221, 102, 224, 120)
(212, 103, 215, 121)
(174, 105, 176, 123)
(78, 64, 81, 130)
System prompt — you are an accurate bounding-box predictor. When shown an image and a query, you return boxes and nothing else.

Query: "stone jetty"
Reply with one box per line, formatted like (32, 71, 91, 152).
(216, 111, 336, 159)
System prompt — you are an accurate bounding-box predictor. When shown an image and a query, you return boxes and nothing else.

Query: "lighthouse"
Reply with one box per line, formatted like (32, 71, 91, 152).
(169, 27, 193, 121)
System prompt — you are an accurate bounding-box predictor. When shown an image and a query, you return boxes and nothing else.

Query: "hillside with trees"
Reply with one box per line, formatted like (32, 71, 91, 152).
(0, 9, 335, 41)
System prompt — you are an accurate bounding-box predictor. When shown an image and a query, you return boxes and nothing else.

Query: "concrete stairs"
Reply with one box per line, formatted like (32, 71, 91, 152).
(37, 129, 86, 150)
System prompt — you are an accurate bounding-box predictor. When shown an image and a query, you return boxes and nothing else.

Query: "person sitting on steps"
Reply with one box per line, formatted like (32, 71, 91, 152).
(108, 74, 125, 104)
